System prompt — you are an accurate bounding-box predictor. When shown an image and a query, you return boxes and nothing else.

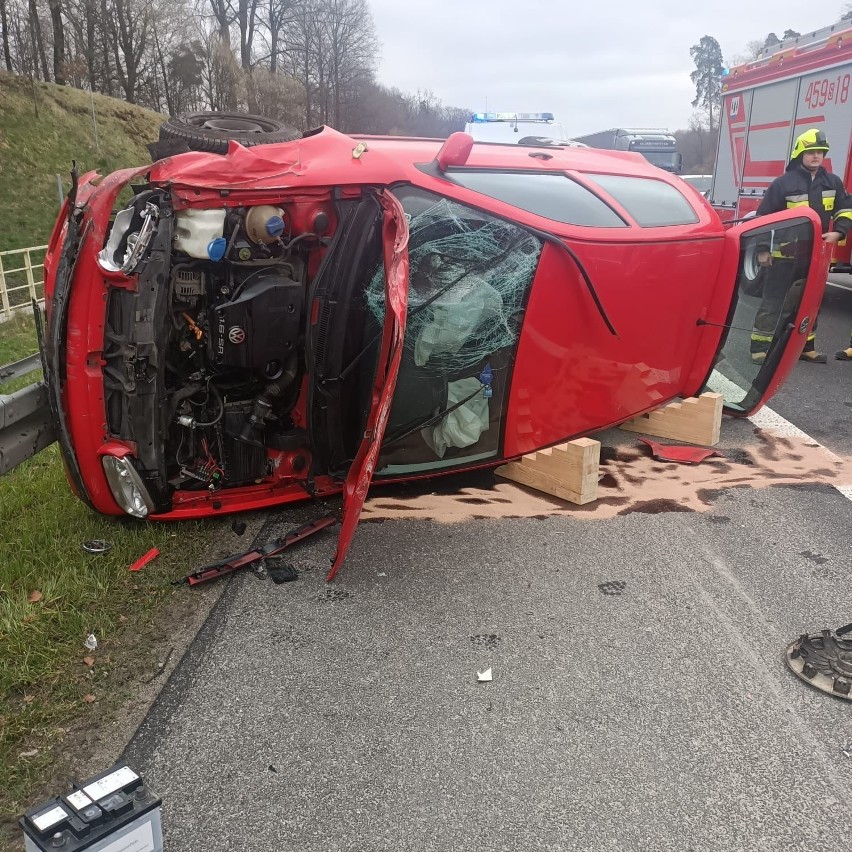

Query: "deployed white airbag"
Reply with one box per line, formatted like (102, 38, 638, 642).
(421, 377, 489, 458)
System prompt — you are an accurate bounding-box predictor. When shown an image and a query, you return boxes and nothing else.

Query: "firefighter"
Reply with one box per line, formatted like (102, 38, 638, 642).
(752, 128, 852, 364)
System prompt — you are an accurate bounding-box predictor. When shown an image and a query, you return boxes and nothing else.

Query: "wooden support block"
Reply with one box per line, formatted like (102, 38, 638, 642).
(495, 437, 600, 504)
(619, 392, 723, 446)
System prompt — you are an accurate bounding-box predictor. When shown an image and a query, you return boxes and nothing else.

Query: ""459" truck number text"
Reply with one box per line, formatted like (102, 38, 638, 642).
(804, 74, 850, 108)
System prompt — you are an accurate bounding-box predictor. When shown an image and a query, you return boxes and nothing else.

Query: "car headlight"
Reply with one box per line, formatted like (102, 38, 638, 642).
(101, 455, 155, 518)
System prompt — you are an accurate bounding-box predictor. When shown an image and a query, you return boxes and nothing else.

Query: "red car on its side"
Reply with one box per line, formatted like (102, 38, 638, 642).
(40, 114, 829, 574)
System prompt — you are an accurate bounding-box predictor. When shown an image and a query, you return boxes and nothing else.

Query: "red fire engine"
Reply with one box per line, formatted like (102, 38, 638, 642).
(710, 18, 852, 269)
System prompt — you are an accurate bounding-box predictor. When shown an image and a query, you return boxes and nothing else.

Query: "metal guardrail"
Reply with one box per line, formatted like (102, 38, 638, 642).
(0, 378, 56, 475)
(1, 244, 56, 474)
(0, 244, 48, 321)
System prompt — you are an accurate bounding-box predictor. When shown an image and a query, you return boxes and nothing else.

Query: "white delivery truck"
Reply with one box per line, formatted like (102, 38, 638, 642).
(710, 17, 852, 269)
(464, 112, 571, 144)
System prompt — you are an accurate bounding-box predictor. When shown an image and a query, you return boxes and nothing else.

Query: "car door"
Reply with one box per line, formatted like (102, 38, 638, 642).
(327, 190, 409, 581)
(701, 207, 829, 415)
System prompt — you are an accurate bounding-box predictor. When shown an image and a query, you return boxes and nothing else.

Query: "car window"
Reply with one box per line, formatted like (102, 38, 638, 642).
(586, 174, 700, 227)
(363, 186, 543, 475)
(443, 170, 628, 228)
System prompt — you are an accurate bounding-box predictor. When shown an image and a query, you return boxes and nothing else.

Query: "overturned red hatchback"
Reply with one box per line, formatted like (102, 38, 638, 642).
(41, 116, 829, 574)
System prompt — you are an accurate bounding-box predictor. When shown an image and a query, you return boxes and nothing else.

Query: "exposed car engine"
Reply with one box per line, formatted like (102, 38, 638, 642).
(101, 192, 314, 507)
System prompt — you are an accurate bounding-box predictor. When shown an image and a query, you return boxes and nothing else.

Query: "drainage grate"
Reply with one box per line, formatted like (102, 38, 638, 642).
(786, 630, 852, 700)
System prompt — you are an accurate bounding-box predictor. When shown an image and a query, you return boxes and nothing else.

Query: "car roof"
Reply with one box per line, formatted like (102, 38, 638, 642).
(148, 127, 717, 237)
(151, 126, 680, 187)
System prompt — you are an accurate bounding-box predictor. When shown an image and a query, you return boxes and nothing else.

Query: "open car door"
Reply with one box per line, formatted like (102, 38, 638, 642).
(327, 191, 409, 581)
(702, 207, 829, 416)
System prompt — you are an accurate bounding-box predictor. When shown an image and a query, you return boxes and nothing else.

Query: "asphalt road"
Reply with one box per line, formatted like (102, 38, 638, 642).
(120, 281, 852, 852)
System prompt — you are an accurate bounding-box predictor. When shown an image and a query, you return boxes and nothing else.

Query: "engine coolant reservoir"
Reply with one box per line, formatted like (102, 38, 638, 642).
(245, 205, 286, 244)
(173, 208, 227, 258)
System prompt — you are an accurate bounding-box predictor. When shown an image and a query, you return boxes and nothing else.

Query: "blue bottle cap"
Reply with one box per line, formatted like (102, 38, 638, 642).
(266, 216, 285, 237)
(207, 237, 227, 262)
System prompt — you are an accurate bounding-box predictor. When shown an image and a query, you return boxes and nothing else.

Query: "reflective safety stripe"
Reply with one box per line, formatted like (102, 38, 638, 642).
(836, 211, 852, 222)
(785, 195, 808, 208)
(751, 333, 774, 342)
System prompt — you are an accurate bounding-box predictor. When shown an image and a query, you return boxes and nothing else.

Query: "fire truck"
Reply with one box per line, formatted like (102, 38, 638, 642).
(710, 18, 852, 269)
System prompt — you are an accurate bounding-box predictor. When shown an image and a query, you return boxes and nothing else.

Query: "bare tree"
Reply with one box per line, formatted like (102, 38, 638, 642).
(47, 0, 64, 82)
(1, 0, 13, 70)
(28, 0, 50, 79)
(106, 0, 151, 102)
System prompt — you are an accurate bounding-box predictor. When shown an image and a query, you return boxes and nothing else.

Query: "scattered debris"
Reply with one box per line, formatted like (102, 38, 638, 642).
(27, 590, 43, 603)
(83, 694, 96, 703)
(231, 519, 247, 536)
(174, 514, 336, 587)
(19, 749, 39, 758)
(83, 656, 95, 667)
(477, 668, 493, 682)
(265, 560, 299, 584)
(638, 438, 721, 464)
(84, 633, 98, 651)
(82, 540, 112, 554)
(142, 648, 175, 683)
(129, 547, 160, 572)
(786, 629, 852, 699)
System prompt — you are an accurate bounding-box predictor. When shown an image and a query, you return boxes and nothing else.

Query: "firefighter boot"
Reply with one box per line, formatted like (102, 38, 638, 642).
(835, 346, 852, 361)
(799, 340, 827, 363)
(750, 336, 770, 364)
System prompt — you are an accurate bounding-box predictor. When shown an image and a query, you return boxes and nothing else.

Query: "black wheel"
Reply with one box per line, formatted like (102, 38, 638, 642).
(158, 112, 301, 154)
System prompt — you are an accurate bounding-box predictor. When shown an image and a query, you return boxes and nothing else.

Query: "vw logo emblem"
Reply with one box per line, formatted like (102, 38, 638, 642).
(228, 326, 246, 345)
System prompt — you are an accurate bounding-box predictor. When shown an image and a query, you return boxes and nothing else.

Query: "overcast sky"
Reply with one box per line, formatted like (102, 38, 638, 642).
(368, 1, 850, 135)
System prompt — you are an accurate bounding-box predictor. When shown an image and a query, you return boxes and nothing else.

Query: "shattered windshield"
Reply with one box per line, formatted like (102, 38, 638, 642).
(364, 187, 542, 474)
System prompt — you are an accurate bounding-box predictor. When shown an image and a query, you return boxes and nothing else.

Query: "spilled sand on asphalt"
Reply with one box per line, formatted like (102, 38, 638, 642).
(361, 429, 852, 523)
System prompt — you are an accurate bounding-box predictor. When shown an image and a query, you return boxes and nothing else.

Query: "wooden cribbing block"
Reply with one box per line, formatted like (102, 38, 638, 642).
(619, 392, 723, 447)
(494, 437, 600, 505)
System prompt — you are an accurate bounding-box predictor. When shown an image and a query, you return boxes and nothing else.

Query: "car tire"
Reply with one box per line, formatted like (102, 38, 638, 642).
(158, 112, 301, 154)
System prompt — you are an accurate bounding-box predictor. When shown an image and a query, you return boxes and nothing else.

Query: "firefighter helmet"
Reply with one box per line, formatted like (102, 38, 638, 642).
(791, 128, 830, 159)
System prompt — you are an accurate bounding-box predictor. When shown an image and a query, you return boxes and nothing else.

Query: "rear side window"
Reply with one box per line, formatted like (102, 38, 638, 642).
(586, 174, 700, 227)
(445, 171, 628, 228)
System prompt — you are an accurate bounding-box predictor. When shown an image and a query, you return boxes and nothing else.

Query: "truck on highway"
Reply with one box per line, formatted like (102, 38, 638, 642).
(570, 128, 683, 173)
(710, 17, 852, 269)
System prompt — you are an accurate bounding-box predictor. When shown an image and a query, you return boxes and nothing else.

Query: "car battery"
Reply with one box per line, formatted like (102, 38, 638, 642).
(20, 763, 162, 852)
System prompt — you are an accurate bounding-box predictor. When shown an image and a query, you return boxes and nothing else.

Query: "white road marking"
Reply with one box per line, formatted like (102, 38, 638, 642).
(748, 405, 852, 501)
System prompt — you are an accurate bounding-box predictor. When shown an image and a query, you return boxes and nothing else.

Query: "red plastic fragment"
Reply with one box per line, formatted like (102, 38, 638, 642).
(638, 438, 721, 465)
(129, 547, 160, 572)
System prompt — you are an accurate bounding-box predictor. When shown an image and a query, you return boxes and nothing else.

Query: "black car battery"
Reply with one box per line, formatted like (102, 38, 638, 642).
(20, 763, 162, 852)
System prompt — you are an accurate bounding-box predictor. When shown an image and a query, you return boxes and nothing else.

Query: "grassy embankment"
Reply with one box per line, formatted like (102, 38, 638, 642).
(0, 73, 225, 833)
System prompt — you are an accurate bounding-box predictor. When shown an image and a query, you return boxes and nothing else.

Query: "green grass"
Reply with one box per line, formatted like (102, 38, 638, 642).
(0, 75, 220, 830)
(0, 72, 165, 252)
(0, 447, 214, 816)
(0, 310, 218, 825)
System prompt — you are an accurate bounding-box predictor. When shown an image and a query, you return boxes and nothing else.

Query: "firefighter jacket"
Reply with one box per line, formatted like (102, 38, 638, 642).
(757, 161, 852, 238)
